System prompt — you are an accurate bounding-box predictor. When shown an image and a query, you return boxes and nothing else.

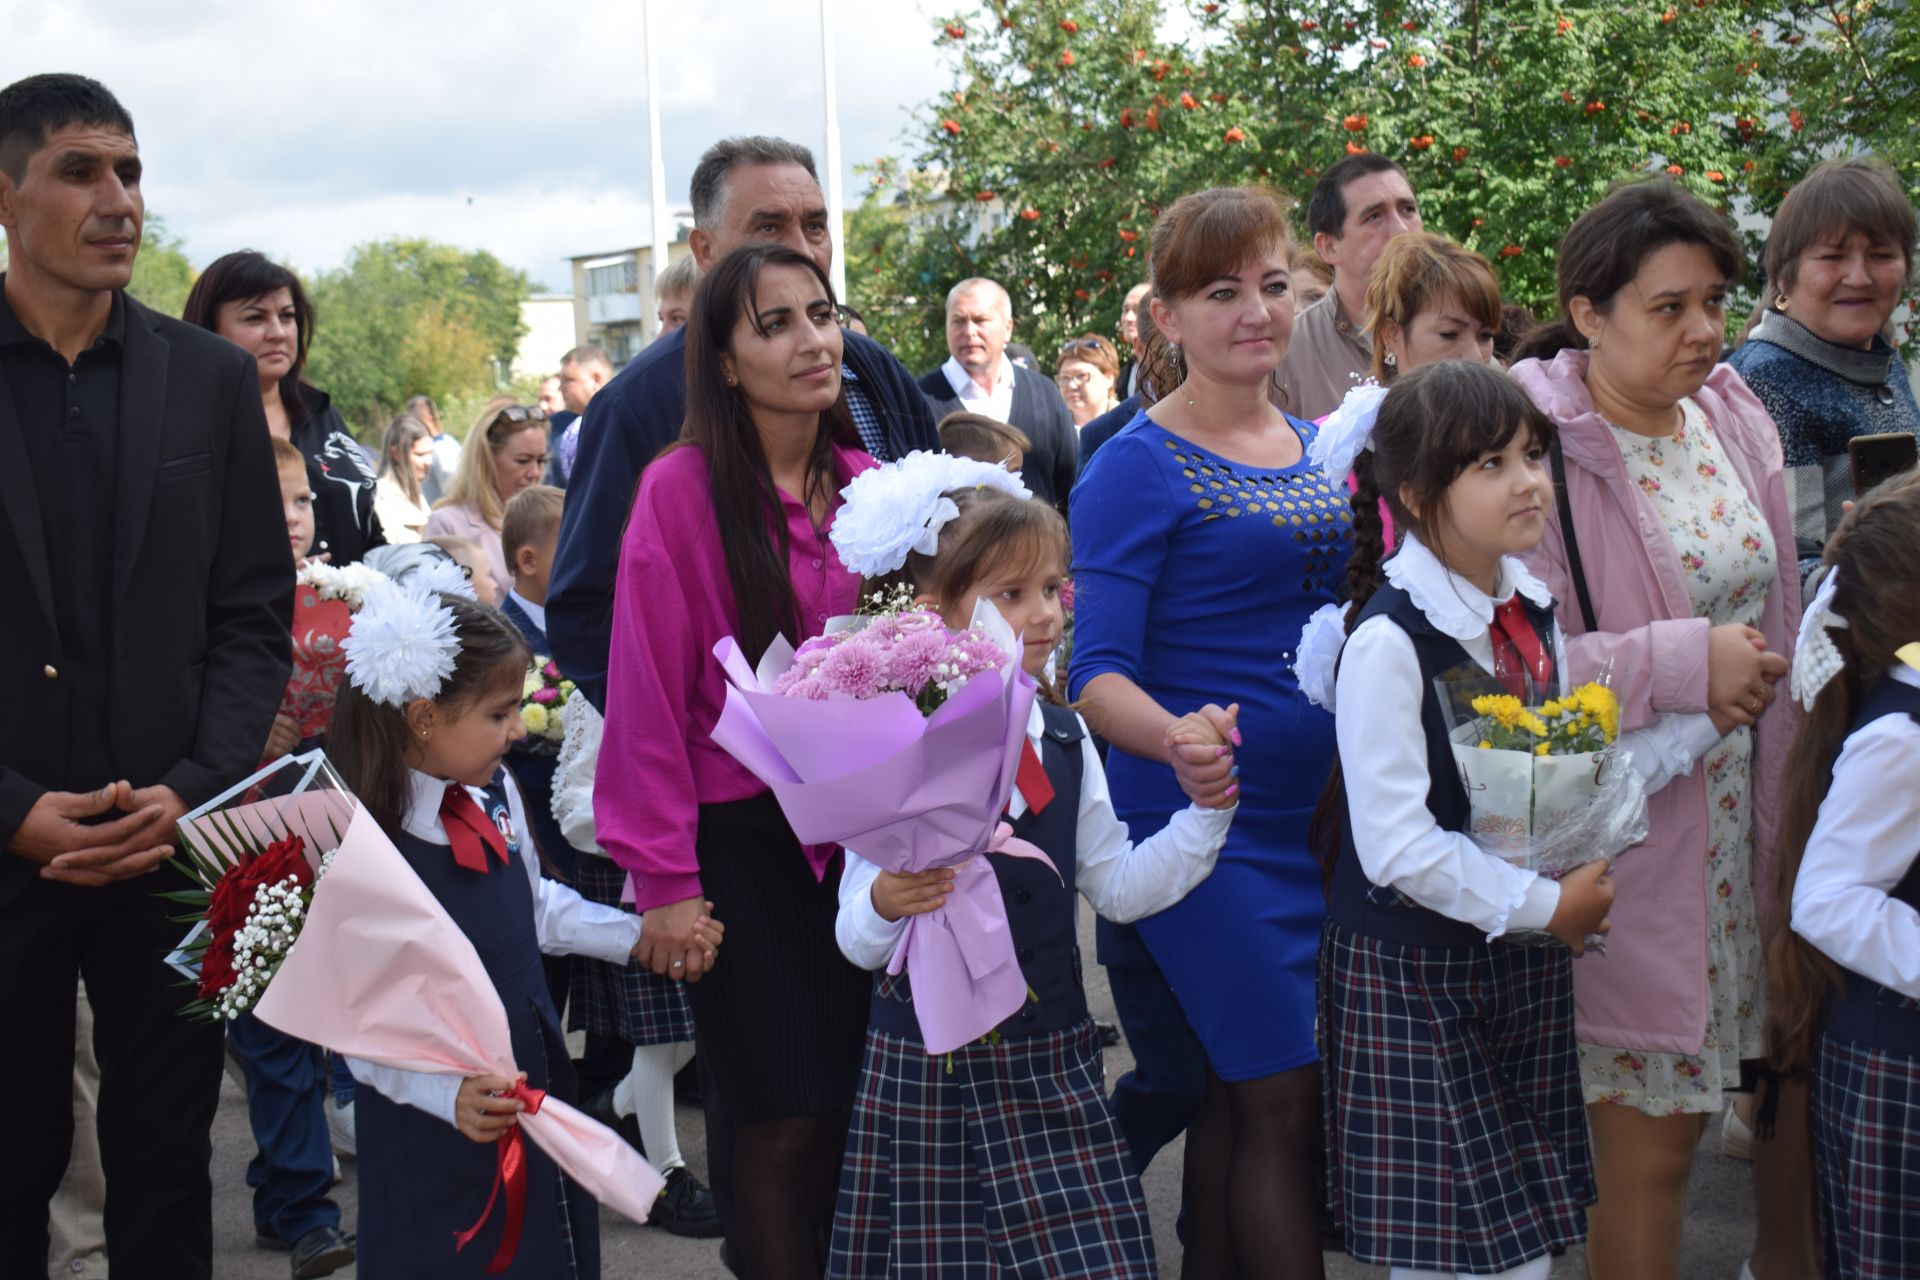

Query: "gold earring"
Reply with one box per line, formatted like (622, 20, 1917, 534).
(1773, 293, 1790, 313)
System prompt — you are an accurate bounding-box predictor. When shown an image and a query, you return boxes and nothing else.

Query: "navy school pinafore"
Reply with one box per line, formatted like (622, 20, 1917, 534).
(827, 704, 1157, 1279)
(353, 773, 598, 1280)
(1319, 583, 1594, 1275)
(1811, 676, 1920, 1279)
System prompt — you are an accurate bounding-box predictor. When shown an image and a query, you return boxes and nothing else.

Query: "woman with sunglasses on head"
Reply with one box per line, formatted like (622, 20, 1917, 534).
(1056, 334, 1122, 429)
(424, 398, 551, 592)
(183, 250, 386, 566)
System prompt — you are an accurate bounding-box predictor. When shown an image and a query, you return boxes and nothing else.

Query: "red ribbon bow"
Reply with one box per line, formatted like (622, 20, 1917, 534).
(440, 784, 509, 874)
(1491, 597, 1555, 701)
(451, 1081, 547, 1274)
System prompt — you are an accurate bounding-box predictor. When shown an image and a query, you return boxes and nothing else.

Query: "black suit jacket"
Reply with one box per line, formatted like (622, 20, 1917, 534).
(0, 293, 294, 903)
(917, 362, 1078, 515)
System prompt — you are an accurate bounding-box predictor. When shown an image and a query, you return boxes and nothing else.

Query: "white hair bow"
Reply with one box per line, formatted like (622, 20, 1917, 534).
(829, 450, 1031, 579)
(1789, 565, 1849, 710)
(1308, 383, 1388, 490)
(342, 559, 479, 709)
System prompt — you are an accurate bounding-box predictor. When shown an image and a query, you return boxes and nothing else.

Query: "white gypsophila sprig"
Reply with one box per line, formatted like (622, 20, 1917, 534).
(1308, 382, 1388, 490)
(342, 577, 462, 708)
(215, 871, 315, 1021)
(830, 450, 1031, 578)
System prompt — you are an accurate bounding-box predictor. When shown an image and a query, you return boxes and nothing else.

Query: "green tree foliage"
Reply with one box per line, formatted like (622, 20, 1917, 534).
(2, 213, 197, 318)
(852, 0, 1905, 372)
(305, 239, 532, 435)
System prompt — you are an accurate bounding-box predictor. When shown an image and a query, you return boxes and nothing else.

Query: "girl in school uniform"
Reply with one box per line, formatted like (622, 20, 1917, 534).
(1302, 361, 1718, 1280)
(825, 454, 1240, 1278)
(327, 564, 722, 1279)
(1767, 470, 1920, 1280)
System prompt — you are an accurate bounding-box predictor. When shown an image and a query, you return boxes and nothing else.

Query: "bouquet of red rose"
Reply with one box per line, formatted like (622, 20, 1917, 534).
(163, 750, 357, 1022)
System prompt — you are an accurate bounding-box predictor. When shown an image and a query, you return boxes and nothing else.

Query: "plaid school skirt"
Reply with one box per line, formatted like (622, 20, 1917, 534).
(1812, 1031, 1920, 1279)
(566, 856, 695, 1047)
(1319, 921, 1592, 1274)
(827, 1018, 1156, 1279)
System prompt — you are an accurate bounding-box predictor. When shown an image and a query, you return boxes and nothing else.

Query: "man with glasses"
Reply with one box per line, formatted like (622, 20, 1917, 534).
(918, 276, 1077, 513)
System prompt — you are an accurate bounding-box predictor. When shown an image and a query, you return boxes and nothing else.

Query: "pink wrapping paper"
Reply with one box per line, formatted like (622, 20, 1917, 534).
(254, 804, 663, 1224)
(707, 602, 1056, 1055)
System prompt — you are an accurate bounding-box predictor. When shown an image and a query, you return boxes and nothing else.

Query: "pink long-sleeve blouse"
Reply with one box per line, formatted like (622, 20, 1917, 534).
(595, 441, 875, 909)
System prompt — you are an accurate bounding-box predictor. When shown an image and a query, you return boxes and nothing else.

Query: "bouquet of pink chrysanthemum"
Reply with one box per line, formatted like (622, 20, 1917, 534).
(773, 590, 1009, 714)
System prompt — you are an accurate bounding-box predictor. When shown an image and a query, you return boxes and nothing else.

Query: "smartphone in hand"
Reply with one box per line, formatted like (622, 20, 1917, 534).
(1849, 432, 1919, 497)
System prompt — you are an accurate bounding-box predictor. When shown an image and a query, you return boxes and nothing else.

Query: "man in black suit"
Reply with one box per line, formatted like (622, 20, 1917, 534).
(918, 276, 1077, 513)
(0, 75, 294, 1278)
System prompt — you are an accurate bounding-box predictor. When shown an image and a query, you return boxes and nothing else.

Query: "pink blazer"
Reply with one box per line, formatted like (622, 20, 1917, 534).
(1511, 350, 1801, 1055)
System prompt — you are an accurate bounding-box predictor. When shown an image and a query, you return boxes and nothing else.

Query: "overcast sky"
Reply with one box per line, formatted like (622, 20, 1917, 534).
(2, 0, 951, 289)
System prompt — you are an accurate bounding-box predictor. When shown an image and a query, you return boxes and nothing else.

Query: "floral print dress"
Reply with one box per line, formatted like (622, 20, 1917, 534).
(1580, 398, 1775, 1114)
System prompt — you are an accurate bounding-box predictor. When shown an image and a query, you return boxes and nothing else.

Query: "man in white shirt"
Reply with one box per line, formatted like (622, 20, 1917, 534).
(918, 277, 1077, 512)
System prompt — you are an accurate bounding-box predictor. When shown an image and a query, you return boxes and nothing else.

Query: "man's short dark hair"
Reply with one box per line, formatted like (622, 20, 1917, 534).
(1306, 153, 1406, 241)
(0, 74, 135, 182)
(560, 344, 613, 376)
(689, 137, 819, 228)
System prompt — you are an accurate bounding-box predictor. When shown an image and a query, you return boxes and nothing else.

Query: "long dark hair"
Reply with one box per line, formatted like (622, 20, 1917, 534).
(182, 250, 318, 423)
(1306, 361, 1559, 877)
(679, 242, 859, 663)
(1766, 470, 1920, 1074)
(330, 595, 530, 839)
(1513, 179, 1744, 364)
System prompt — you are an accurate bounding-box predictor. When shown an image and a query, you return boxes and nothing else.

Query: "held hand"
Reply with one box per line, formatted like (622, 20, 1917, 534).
(632, 901, 725, 975)
(871, 868, 957, 923)
(454, 1073, 526, 1144)
(1706, 625, 1788, 727)
(1167, 703, 1241, 809)
(1546, 860, 1615, 956)
(264, 714, 301, 761)
(637, 895, 713, 982)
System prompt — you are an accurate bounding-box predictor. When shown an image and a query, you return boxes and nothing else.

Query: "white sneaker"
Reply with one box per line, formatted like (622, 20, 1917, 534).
(327, 1098, 357, 1160)
(1721, 1101, 1754, 1161)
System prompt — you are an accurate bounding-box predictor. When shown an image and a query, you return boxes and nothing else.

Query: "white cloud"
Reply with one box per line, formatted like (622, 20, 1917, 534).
(3, 0, 953, 285)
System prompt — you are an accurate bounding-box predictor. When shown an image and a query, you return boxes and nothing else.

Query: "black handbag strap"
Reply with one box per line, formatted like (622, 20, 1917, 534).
(1549, 439, 1599, 634)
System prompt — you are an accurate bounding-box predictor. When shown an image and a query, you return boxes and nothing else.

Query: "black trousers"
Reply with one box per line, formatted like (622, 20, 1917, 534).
(2, 865, 224, 1279)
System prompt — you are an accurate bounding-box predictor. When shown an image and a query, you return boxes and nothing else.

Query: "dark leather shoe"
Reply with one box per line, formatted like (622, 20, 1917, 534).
(288, 1225, 356, 1278)
(647, 1165, 724, 1238)
(582, 1084, 647, 1154)
(1094, 1019, 1123, 1047)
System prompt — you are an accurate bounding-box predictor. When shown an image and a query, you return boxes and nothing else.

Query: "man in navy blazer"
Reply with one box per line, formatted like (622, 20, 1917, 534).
(548, 135, 937, 712)
(918, 276, 1077, 514)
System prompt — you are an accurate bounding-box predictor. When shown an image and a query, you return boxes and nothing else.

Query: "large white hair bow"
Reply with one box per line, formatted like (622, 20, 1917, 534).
(1308, 382, 1387, 490)
(830, 450, 1032, 579)
(342, 558, 479, 709)
(1790, 565, 1849, 711)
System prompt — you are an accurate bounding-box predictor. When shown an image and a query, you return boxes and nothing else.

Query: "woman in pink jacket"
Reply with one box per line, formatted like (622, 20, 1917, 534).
(1510, 181, 1811, 1280)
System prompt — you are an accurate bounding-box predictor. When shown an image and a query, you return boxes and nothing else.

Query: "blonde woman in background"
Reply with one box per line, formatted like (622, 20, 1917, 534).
(423, 397, 550, 590)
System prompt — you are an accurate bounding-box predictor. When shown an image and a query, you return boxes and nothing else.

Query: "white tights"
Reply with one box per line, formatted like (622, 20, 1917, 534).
(611, 1040, 696, 1172)
(1389, 1258, 1552, 1280)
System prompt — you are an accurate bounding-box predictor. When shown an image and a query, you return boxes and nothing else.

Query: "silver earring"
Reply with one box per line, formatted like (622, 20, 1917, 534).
(1383, 350, 1397, 368)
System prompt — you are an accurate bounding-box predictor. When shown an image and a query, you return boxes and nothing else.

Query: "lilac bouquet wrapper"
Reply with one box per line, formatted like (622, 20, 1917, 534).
(255, 804, 664, 1227)
(708, 601, 1057, 1055)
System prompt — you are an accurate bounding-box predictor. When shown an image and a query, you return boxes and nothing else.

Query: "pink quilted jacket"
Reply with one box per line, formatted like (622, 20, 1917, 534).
(1511, 349, 1802, 1056)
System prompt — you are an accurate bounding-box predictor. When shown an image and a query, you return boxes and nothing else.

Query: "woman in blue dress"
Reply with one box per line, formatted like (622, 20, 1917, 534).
(1070, 185, 1349, 1280)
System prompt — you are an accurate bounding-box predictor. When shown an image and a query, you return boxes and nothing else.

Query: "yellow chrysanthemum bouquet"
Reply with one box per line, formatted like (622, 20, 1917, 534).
(1443, 671, 1646, 880)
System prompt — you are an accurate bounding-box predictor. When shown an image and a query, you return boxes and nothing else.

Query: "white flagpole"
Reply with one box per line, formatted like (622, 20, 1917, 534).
(820, 0, 848, 303)
(644, 0, 672, 343)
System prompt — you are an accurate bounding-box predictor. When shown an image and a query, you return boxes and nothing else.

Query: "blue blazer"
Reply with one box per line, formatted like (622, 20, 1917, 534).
(546, 325, 938, 710)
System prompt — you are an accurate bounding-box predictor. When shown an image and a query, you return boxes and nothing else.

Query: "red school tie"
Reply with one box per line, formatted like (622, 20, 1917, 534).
(1491, 597, 1555, 700)
(1015, 740, 1056, 815)
(440, 784, 509, 873)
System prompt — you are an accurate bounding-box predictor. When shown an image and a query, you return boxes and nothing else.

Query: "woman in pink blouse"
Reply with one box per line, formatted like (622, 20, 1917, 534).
(595, 243, 875, 1278)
